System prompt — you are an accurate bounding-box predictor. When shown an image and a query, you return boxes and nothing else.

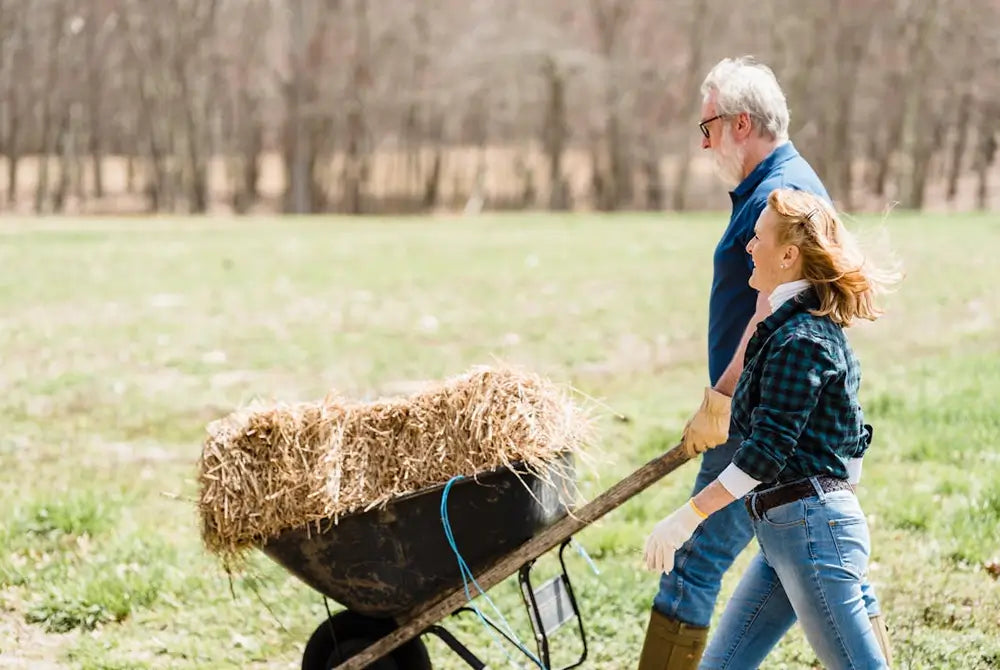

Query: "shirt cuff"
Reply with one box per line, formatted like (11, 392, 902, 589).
(846, 457, 863, 485)
(718, 463, 762, 498)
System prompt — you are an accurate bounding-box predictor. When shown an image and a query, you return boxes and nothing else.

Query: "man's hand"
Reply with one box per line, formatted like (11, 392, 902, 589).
(681, 387, 731, 458)
(644, 501, 704, 574)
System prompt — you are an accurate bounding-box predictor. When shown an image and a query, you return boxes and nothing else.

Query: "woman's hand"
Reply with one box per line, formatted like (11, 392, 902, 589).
(643, 481, 737, 574)
(644, 501, 704, 574)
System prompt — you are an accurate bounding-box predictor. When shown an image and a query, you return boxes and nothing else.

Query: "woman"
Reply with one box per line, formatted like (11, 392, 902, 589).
(644, 188, 900, 669)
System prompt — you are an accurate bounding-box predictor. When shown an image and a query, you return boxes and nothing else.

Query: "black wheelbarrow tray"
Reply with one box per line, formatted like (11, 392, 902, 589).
(261, 442, 690, 670)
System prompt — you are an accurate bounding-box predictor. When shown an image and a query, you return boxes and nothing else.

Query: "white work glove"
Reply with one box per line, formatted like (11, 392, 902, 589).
(644, 501, 705, 574)
(681, 387, 731, 458)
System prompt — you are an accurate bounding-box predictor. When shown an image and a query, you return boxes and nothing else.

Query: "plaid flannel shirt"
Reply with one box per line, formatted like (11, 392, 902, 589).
(730, 289, 873, 484)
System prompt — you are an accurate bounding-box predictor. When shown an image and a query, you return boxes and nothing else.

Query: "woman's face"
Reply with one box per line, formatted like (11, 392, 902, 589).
(747, 206, 799, 293)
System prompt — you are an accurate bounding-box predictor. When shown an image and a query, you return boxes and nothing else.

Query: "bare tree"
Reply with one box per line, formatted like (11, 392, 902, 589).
(84, 1, 116, 200)
(897, 0, 945, 210)
(0, 0, 994, 215)
(670, 1, 716, 211)
(35, 0, 68, 213)
(589, 0, 634, 211)
(974, 103, 998, 210)
(282, 0, 340, 214)
(342, 0, 372, 215)
(0, 0, 30, 206)
(818, 0, 878, 209)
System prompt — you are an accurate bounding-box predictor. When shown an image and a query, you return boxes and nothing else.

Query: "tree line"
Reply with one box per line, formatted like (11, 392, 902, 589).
(1, 0, 997, 215)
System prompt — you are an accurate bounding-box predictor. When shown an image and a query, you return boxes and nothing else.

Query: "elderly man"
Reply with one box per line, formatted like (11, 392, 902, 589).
(637, 57, 893, 669)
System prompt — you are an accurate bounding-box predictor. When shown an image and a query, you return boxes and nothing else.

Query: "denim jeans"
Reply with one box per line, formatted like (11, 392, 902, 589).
(699, 479, 887, 669)
(652, 438, 882, 628)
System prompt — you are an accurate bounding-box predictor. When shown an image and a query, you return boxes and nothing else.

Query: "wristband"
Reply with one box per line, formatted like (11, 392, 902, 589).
(688, 499, 709, 520)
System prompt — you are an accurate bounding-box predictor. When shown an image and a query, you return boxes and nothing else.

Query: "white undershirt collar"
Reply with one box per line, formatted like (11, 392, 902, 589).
(768, 279, 811, 312)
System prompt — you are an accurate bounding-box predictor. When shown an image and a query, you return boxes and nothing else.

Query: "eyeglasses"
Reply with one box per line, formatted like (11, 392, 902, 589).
(698, 114, 727, 139)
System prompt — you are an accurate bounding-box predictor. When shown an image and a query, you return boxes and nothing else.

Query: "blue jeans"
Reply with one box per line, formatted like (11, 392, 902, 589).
(700, 479, 887, 669)
(652, 438, 881, 627)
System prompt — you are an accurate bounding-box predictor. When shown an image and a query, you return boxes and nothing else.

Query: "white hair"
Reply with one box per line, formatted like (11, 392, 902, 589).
(701, 56, 790, 143)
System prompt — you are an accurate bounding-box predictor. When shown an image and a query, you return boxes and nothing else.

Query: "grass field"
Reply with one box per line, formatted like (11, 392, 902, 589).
(0, 212, 998, 669)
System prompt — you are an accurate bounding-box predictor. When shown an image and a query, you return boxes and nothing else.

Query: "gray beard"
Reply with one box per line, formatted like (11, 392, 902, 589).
(712, 142, 746, 188)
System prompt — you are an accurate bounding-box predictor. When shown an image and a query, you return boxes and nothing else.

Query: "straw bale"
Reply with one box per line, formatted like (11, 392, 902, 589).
(197, 364, 591, 561)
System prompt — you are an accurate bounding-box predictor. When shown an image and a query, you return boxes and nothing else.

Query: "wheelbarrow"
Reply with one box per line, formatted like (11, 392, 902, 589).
(261, 441, 690, 669)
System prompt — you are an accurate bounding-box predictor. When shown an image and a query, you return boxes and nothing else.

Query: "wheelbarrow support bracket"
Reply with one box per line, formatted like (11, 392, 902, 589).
(426, 625, 488, 670)
(519, 538, 588, 670)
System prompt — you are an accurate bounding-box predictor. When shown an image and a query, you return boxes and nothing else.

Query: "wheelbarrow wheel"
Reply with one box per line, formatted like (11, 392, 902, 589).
(302, 610, 432, 670)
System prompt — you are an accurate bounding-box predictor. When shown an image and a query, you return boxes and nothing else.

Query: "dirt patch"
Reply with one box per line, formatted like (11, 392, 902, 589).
(0, 595, 75, 669)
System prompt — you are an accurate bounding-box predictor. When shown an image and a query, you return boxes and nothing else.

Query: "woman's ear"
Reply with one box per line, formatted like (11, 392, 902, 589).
(784, 245, 800, 266)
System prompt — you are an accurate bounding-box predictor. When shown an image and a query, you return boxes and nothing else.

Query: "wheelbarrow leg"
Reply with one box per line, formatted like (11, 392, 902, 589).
(425, 625, 487, 669)
(518, 539, 588, 670)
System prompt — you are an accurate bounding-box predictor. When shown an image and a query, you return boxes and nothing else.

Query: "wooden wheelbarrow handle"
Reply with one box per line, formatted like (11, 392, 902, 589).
(336, 441, 691, 670)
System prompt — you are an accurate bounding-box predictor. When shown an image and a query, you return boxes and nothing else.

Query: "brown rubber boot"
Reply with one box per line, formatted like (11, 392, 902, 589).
(637, 608, 708, 670)
(870, 615, 893, 667)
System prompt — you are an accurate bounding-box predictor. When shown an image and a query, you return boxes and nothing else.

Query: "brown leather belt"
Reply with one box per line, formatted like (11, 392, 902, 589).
(744, 475, 854, 519)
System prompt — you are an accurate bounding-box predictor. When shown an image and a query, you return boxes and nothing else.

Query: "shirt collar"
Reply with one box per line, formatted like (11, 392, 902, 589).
(731, 142, 799, 199)
(768, 279, 812, 312)
(756, 285, 820, 339)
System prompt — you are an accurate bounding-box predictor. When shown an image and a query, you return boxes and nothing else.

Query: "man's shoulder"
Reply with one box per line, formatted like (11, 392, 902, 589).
(729, 150, 828, 230)
(750, 158, 828, 203)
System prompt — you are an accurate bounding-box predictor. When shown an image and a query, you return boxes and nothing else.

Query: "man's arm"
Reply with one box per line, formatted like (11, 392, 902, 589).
(713, 290, 770, 396)
(679, 290, 770, 456)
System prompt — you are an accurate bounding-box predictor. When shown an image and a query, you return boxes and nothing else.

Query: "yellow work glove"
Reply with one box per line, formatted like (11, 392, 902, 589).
(681, 387, 731, 458)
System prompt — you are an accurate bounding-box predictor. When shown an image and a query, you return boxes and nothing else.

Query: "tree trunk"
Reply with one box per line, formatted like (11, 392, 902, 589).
(421, 112, 443, 210)
(672, 0, 711, 211)
(606, 108, 631, 209)
(0, 1, 24, 207)
(898, 0, 940, 209)
(423, 150, 441, 210)
(86, 1, 104, 198)
(643, 148, 662, 211)
(974, 105, 998, 211)
(947, 90, 972, 202)
(343, 0, 371, 215)
(172, 2, 217, 214)
(136, 76, 167, 212)
(541, 57, 569, 210)
(53, 111, 73, 213)
(406, 4, 429, 207)
(4, 92, 18, 205)
(591, 0, 633, 211)
(182, 102, 208, 213)
(827, 6, 874, 210)
(784, 7, 828, 151)
(286, 0, 311, 213)
(126, 154, 136, 194)
(35, 2, 66, 213)
(590, 138, 608, 210)
(239, 113, 262, 213)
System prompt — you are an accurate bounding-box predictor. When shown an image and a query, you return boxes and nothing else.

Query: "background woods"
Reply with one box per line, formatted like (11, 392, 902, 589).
(1, 0, 998, 215)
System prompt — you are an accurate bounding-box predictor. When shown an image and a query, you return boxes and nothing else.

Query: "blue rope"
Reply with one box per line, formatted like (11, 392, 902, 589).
(571, 538, 600, 576)
(440, 475, 546, 669)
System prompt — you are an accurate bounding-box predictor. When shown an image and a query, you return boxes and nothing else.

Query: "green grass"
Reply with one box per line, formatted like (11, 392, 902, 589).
(1, 212, 998, 669)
